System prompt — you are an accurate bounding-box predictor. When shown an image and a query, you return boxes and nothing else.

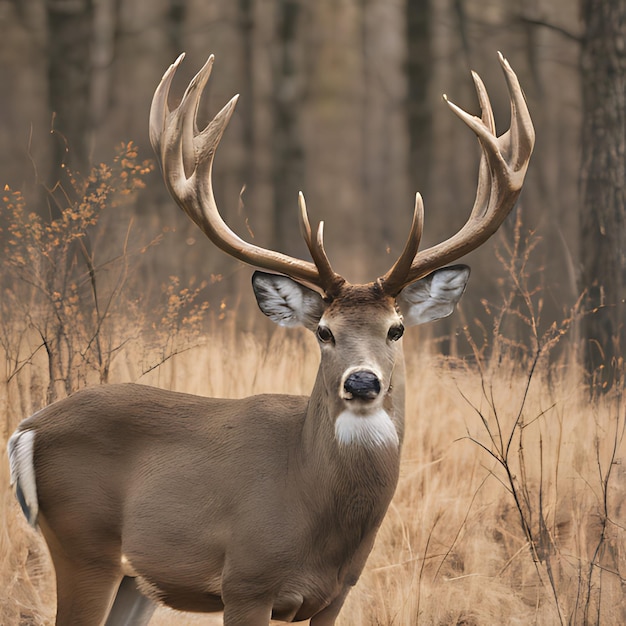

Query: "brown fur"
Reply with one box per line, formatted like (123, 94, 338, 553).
(13, 301, 406, 625)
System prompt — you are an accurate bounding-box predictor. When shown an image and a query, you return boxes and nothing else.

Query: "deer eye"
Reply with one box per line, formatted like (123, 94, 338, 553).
(387, 324, 404, 342)
(316, 325, 334, 344)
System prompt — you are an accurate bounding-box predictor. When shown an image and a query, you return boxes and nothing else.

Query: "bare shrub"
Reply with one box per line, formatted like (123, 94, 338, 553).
(0, 143, 217, 412)
(448, 218, 625, 625)
(1, 198, 624, 624)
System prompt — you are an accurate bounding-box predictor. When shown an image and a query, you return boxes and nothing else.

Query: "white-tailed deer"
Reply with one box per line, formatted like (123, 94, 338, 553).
(8, 52, 534, 625)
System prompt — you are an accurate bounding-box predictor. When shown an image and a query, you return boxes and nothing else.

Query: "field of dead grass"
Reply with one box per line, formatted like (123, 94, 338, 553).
(1, 324, 625, 625)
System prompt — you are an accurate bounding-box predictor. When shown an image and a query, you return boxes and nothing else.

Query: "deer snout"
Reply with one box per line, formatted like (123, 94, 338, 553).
(342, 370, 381, 401)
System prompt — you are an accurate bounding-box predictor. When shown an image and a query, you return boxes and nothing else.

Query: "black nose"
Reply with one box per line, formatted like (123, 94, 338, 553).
(343, 370, 381, 400)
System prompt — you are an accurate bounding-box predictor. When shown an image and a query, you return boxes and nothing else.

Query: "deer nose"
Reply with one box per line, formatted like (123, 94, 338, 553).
(343, 370, 381, 401)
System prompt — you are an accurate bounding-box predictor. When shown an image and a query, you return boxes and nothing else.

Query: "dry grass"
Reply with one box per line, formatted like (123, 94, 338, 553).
(1, 323, 625, 625)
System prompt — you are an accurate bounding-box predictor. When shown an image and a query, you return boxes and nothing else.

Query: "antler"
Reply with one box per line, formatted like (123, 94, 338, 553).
(151, 53, 533, 300)
(380, 52, 535, 295)
(149, 54, 345, 296)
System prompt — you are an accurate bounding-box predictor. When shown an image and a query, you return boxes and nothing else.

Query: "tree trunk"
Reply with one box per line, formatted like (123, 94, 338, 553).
(579, 0, 626, 390)
(406, 0, 432, 199)
(238, 0, 255, 194)
(272, 0, 305, 254)
(46, 0, 94, 175)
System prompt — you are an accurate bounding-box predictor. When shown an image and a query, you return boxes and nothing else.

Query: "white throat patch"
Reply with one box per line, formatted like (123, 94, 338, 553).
(334, 408, 399, 449)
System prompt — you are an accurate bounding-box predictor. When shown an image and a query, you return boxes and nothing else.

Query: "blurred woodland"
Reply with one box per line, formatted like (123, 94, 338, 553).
(0, 0, 623, 381)
(2, 3, 626, 624)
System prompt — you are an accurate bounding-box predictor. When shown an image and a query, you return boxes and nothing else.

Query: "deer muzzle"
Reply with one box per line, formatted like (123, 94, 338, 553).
(342, 370, 381, 401)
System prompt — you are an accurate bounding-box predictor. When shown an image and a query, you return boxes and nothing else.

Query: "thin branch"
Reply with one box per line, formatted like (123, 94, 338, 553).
(519, 16, 582, 43)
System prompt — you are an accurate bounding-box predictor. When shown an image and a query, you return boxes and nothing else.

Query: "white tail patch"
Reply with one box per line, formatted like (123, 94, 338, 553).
(334, 409, 399, 449)
(7, 429, 39, 526)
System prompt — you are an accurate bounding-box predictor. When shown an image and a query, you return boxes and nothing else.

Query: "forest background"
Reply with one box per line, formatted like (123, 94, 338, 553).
(1, 0, 625, 624)
(2, 0, 590, 344)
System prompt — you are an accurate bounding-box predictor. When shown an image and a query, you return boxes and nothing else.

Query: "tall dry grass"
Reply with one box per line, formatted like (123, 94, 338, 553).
(1, 322, 624, 625)
(1, 152, 624, 624)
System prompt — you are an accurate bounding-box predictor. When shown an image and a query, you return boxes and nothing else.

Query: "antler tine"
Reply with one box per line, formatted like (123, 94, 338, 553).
(178, 55, 216, 176)
(149, 53, 184, 159)
(380, 53, 535, 294)
(378, 193, 424, 294)
(465, 69, 494, 223)
(472, 69, 496, 135)
(298, 191, 314, 247)
(298, 192, 345, 295)
(498, 52, 535, 174)
(150, 55, 340, 292)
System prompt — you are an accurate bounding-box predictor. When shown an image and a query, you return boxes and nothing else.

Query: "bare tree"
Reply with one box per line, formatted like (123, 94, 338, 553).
(46, 0, 94, 174)
(579, 0, 626, 390)
(272, 0, 305, 254)
(406, 0, 432, 199)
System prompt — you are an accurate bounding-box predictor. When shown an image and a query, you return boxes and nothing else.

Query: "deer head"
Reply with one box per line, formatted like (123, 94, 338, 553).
(149, 52, 534, 449)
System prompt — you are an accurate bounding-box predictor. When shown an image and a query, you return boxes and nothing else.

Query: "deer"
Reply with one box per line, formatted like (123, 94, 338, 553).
(7, 52, 534, 625)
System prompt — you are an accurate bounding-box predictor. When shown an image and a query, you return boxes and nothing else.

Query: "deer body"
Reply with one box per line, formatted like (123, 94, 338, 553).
(8, 52, 533, 625)
(12, 282, 414, 625)
(17, 383, 396, 622)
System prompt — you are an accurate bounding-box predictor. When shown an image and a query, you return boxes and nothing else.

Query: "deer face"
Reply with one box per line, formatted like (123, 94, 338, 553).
(252, 266, 470, 445)
(153, 52, 533, 449)
(314, 286, 402, 416)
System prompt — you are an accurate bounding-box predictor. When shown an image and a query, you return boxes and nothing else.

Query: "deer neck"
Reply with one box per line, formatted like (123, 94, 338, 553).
(297, 358, 406, 529)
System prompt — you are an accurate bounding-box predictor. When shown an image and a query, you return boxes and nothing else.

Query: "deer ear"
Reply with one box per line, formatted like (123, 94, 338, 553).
(252, 271, 326, 330)
(397, 265, 470, 327)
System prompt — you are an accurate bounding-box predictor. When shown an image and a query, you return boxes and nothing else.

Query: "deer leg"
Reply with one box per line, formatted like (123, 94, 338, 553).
(309, 585, 350, 626)
(104, 576, 157, 626)
(50, 553, 120, 626)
